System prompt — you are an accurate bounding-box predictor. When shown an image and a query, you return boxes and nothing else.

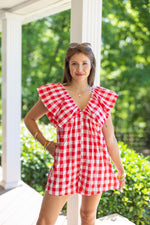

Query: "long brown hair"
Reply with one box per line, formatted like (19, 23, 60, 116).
(62, 43, 96, 87)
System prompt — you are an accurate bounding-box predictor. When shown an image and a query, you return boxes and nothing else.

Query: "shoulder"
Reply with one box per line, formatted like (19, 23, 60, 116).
(37, 83, 64, 95)
(37, 83, 60, 91)
(37, 83, 64, 114)
(94, 86, 118, 98)
(93, 86, 118, 112)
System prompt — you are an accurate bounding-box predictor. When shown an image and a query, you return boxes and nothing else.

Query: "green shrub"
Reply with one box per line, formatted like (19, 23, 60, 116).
(21, 122, 56, 195)
(0, 123, 2, 163)
(97, 142, 150, 225)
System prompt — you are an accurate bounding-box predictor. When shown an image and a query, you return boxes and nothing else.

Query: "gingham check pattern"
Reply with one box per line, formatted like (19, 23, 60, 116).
(37, 83, 120, 196)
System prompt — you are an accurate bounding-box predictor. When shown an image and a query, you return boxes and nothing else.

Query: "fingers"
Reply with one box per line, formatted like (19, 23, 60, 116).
(55, 143, 61, 147)
(116, 173, 126, 191)
(118, 179, 125, 191)
(46, 141, 60, 156)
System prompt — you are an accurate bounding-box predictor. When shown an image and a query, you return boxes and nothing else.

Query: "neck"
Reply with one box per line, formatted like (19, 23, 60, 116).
(69, 80, 90, 92)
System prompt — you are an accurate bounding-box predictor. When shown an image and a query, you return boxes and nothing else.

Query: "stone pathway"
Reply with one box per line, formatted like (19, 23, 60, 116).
(96, 214, 135, 225)
(0, 182, 135, 225)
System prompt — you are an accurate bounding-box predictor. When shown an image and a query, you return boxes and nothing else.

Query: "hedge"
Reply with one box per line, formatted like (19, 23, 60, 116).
(97, 142, 150, 225)
(20, 122, 55, 194)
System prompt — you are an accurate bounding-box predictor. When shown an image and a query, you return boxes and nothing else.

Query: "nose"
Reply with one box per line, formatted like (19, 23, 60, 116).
(77, 64, 82, 72)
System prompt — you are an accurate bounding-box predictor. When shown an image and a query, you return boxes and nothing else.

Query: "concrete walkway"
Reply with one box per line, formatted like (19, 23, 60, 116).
(0, 182, 135, 225)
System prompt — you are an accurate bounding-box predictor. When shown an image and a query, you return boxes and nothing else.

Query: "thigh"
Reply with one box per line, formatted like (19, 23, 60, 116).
(38, 191, 70, 224)
(81, 193, 102, 212)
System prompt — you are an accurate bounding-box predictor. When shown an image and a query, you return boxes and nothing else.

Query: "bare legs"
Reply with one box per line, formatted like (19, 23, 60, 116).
(36, 191, 101, 225)
(80, 194, 102, 225)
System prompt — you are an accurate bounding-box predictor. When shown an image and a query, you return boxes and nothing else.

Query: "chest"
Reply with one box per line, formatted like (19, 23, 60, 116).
(66, 89, 92, 111)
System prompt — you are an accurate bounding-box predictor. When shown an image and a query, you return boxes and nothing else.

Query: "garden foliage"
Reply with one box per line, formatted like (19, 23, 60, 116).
(21, 123, 56, 194)
(97, 142, 150, 225)
(21, 124, 150, 225)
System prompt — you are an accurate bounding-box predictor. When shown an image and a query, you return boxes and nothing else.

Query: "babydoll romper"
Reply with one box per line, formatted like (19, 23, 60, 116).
(37, 82, 120, 196)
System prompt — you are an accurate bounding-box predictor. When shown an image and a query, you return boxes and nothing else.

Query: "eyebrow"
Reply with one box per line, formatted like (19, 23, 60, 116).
(70, 60, 89, 63)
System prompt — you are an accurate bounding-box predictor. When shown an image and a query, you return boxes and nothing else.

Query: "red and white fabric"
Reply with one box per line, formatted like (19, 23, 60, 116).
(37, 83, 120, 196)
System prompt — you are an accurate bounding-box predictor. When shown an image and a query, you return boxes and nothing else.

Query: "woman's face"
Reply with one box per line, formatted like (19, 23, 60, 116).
(69, 53, 91, 83)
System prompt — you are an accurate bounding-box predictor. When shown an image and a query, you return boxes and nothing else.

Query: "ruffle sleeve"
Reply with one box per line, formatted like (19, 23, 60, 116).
(93, 86, 118, 125)
(37, 83, 65, 127)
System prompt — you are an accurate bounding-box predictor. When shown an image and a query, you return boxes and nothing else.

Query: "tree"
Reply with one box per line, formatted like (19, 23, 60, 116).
(0, 33, 1, 122)
(22, 10, 70, 118)
(101, 0, 150, 149)
(0, 1, 149, 149)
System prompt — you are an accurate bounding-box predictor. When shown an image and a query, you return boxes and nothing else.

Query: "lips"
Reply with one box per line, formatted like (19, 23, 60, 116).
(76, 73, 84, 76)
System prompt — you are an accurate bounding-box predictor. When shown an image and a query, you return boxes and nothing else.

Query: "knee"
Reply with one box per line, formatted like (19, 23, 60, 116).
(80, 208, 96, 225)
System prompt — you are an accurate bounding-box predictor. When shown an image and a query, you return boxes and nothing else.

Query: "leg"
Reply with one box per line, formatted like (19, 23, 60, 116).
(80, 193, 102, 225)
(36, 191, 70, 225)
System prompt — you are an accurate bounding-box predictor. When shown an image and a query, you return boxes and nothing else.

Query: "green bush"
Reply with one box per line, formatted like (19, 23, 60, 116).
(21, 122, 56, 195)
(20, 124, 149, 224)
(97, 142, 150, 225)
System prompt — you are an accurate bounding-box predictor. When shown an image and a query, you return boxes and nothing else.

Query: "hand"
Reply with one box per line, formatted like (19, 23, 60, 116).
(46, 141, 61, 157)
(117, 172, 126, 191)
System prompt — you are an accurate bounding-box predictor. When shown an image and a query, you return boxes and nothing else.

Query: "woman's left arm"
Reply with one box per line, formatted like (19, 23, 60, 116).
(102, 113, 125, 190)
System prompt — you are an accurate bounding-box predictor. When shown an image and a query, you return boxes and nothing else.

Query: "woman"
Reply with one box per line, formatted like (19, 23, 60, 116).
(24, 42, 125, 225)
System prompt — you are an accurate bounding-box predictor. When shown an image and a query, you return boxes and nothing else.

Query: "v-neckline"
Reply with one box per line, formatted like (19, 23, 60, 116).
(59, 83, 95, 112)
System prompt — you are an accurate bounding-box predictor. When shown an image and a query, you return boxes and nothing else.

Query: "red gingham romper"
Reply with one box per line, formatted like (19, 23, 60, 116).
(37, 83, 120, 196)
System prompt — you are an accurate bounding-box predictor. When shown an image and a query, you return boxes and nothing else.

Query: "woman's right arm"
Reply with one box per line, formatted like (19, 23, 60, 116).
(24, 99, 49, 147)
(24, 99, 60, 155)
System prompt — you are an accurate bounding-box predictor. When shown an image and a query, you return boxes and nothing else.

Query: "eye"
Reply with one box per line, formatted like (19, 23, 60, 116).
(83, 62, 88, 65)
(71, 62, 77, 66)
